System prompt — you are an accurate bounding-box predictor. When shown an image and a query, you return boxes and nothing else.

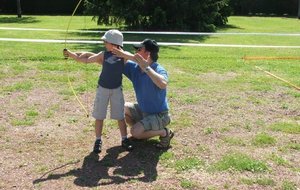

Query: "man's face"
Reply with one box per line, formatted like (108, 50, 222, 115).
(136, 47, 149, 59)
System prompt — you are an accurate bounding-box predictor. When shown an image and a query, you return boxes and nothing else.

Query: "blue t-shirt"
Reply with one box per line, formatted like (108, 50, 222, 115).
(123, 60, 169, 114)
(98, 51, 124, 89)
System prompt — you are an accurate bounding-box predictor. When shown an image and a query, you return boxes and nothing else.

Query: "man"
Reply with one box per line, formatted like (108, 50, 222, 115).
(113, 39, 174, 148)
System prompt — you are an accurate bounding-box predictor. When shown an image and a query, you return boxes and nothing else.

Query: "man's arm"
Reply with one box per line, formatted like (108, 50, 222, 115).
(112, 48, 136, 63)
(112, 48, 167, 89)
(134, 54, 168, 89)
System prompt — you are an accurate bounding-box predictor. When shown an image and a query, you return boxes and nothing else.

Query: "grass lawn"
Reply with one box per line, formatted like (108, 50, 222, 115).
(0, 15, 299, 190)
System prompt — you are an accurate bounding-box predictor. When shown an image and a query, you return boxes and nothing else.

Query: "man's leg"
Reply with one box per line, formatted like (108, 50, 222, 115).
(124, 102, 172, 146)
(130, 122, 167, 139)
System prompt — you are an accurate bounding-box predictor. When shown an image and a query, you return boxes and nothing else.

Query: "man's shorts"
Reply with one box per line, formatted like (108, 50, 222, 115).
(92, 85, 124, 120)
(127, 103, 171, 131)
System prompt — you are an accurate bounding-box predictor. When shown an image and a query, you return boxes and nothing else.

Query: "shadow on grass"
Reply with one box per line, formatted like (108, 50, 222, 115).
(0, 16, 40, 24)
(67, 23, 242, 53)
(33, 139, 167, 187)
(217, 24, 244, 31)
(71, 22, 242, 45)
(71, 28, 209, 44)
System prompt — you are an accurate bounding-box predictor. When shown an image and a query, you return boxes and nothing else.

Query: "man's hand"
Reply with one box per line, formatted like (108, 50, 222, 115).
(111, 47, 125, 57)
(134, 53, 149, 71)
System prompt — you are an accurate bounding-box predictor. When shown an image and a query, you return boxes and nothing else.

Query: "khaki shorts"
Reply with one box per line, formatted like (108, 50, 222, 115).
(128, 103, 171, 131)
(92, 85, 124, 120)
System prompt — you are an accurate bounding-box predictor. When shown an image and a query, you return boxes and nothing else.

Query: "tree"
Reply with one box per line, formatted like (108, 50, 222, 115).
(16, 0, 22, 18)
(229, 0, 298, 16)
(84, 0, 231, 32)
(298, 0, 300, 18)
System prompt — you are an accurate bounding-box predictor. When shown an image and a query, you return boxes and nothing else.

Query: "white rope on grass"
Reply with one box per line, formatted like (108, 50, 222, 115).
(1, 38, 300, 49)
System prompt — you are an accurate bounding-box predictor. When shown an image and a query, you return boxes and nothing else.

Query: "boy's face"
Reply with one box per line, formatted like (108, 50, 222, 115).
(104, 41, 119, 51)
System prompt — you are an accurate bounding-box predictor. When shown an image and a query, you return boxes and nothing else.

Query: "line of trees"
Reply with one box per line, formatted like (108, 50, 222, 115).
(0, 0, 84, 15)
(299, 0, 300, 18)
(229, 0, 299, 16)
(2, 0, 299, 17)
(84, 0, 231, 32)
(1, 0, 299, 30)
(16, 0, 21, 18)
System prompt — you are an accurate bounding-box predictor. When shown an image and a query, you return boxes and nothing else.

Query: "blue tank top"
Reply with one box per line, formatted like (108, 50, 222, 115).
(98, 51, 124, 89)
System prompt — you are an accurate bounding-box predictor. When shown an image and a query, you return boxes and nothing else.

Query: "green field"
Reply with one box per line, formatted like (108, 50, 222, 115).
(0, 15, 299, 190)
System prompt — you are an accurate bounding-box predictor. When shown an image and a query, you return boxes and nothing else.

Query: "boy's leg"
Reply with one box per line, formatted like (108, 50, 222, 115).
(118, 119, 133, 151)
(110, 88, 134, 151)
(95, 119, 103, 138)
(118, 119, 127, 138)
(93, 119, 103, 154)
(92, 86, 109, 154)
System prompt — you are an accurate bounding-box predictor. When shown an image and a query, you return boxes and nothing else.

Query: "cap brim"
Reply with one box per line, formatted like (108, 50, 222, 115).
(133, 43, 144, 49)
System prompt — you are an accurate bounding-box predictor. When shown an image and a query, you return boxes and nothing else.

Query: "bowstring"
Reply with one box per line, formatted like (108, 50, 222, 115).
(64, 0, 89, 117)
(83, 10, 91, 116)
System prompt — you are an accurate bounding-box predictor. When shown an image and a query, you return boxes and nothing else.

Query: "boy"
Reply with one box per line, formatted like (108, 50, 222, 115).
(63, 29, 133, 154)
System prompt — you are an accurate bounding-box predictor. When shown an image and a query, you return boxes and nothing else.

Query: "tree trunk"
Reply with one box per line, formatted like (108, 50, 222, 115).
(17, 0, 22, 18)
(298, 0, 300, 19)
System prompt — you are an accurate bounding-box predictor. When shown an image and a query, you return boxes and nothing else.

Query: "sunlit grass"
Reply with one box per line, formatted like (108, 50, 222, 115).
(0, 15, 299, 189)
(240, 177, 275, 187)
(174, 157, 204, 172)
(281, 180, 297, 190)
(252, 133, 276, 147)
(180, 179, 198, 189)
(270, 122, 300, 134)
(222, 137, 246, 146)
(2, 81, 33, 93)
(212, 152, 269, 172)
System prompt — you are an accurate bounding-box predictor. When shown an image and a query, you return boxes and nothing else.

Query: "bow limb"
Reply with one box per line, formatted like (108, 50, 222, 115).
(65, 0, 89, 117)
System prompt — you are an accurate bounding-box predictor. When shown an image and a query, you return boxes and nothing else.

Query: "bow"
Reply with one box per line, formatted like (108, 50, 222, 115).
(64, 0, 90, 117)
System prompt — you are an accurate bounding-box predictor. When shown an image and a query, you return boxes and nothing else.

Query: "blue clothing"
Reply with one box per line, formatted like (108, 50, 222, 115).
(98, 51, 124, 89)
(123, 60, 169, 114)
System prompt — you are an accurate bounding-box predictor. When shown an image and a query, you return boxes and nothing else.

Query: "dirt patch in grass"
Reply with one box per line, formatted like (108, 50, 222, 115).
(1, 71, 299, 190)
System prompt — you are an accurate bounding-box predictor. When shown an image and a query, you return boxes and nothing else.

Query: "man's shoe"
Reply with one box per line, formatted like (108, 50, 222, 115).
(156, 128, 174, 149)
(93, 139, 102, 154)
(122, 138, 134, 151)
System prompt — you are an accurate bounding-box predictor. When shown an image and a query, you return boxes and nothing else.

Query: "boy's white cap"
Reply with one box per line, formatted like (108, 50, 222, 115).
(101, 29, 123, 47)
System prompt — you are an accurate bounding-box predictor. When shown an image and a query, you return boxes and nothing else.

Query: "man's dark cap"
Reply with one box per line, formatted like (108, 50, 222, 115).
(133, 39, 159, 53)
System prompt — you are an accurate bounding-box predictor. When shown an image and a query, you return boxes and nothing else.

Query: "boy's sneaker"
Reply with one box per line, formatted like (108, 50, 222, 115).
(93, 139, 102, 154)
(122, 138, 134, 151)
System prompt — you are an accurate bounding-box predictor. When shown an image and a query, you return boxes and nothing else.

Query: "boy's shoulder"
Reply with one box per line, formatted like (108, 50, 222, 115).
(96, 51, 105, 57)
(91, 51, 104, 64)
(98, 51, 104, 55)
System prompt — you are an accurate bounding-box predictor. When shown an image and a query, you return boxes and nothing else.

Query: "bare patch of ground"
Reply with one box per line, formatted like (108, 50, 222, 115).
(1, 71, 299, 190)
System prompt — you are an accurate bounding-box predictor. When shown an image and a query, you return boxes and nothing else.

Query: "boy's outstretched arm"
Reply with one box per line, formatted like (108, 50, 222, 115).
(63, 49, 103, 64)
